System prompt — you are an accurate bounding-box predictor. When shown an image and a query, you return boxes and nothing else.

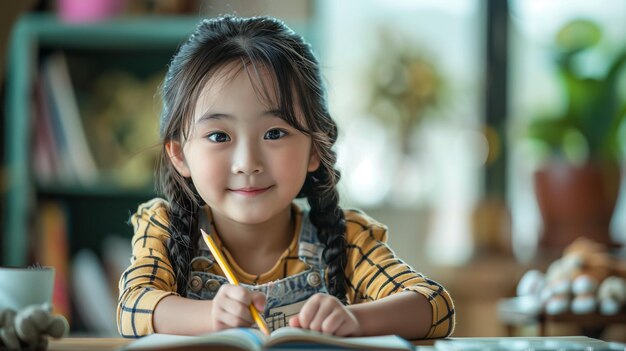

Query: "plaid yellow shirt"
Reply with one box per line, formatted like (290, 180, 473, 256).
(117, 198, 455, 338)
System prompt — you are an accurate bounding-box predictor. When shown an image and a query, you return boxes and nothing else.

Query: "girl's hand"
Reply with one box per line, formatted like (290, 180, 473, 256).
(208, 284, 266, 332)
(288, 293, 361, 336)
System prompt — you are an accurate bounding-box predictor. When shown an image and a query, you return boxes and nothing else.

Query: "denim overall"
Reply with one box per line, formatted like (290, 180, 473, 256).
(186, 209, 328, 331)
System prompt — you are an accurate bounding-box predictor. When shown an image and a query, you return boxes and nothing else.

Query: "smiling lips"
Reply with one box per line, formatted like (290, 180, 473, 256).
(230, 186, 272, 197)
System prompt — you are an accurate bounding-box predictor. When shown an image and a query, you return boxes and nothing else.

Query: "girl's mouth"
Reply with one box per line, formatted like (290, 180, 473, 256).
(229, 186, 272, 197)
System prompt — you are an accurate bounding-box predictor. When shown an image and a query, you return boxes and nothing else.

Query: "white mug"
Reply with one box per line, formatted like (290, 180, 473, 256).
(0, 267, 55, 310)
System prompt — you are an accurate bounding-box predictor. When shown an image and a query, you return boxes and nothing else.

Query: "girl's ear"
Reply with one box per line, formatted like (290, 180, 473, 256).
(307, 146, 321, 172)
(166, 141, 191, 177)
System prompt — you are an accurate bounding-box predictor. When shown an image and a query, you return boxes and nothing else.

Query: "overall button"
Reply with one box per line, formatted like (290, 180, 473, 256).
(306, 272, 322, 288)
(191, 256, 213, 272)
(205, 279, 221, 292)
(189, 276, 203, 292)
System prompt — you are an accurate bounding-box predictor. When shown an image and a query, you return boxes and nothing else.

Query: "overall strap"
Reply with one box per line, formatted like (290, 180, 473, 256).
(297, 210, 325, 269)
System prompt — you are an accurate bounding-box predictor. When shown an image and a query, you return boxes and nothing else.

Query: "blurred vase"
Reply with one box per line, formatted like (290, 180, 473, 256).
(534, 161, 621, 249)
(58, 0, 126, 23)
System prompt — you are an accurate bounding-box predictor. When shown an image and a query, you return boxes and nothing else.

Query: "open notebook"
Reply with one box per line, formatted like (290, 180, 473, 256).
(123, 327, 414, 351)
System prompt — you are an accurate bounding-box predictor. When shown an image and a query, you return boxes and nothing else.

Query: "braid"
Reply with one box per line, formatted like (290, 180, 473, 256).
(160, 165, 200, 296)
(305, 166, 348, 304)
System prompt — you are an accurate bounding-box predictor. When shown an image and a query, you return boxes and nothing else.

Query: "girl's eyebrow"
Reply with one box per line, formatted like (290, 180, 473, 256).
(264, 109, 282, 117)
(196, 109, 283, 124)
(196, 112, 231, 124)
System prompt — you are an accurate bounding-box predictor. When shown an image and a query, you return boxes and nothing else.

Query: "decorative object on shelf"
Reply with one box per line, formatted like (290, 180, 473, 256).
(82, 70, 162, 189)
(367, 29, 443, 157)
(598, 276, 626, 315)
(0, 303, 68, 351)
(57, 0, 126, 23)
(33, 51, 164, 190)
(363, 28, 445, 205)
(514, 238, 626, 316)
(526, 19, 626, 249)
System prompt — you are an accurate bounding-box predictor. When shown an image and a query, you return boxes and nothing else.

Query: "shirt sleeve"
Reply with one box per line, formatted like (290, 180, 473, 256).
(344, 210, 455, 339)
(117, 198, 179, 338)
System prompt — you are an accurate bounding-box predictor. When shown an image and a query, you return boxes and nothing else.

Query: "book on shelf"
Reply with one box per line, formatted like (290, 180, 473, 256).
(33, 77, 62, 184)
(33, 70, 78, 184)
(71, 249, 119, 336)
(123, 327, 414, 351)
(35, 200, 71, 320)
(39, 51, 99, 185)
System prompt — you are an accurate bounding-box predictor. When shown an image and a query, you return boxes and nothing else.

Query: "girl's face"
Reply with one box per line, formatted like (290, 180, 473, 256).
(167, 64, 319, 225)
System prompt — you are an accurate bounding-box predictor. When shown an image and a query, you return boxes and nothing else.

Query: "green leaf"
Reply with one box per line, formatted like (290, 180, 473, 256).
(556, 19, 601, 53)
(587, 50, 626, 158)
(527, 118, 571, 150)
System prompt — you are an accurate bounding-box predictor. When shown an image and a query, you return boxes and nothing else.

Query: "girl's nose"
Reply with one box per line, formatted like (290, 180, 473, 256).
(231, 141, 264, 175)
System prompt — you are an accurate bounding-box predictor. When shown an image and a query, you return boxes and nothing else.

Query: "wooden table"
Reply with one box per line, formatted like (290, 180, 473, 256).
(49, 338, 131, 351)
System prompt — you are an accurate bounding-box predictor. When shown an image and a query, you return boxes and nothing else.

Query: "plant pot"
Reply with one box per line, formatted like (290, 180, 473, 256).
(534, 161, 621, 249)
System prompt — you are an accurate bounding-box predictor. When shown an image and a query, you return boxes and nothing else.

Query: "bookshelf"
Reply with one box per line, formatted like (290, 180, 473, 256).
(2, 14, 203, 267)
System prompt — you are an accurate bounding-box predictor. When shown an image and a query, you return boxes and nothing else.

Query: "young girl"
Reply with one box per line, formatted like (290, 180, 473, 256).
(117, 15, 455, 340)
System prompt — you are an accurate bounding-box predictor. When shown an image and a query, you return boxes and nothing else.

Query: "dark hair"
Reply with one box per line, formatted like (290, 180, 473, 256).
(156, 15, 348, 303)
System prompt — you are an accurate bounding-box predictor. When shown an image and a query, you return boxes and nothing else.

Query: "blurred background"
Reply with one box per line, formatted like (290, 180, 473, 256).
(1, 0, 626, 341)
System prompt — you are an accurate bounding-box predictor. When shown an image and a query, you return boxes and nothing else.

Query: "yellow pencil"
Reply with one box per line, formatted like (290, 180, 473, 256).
(200, 229, 271, 336)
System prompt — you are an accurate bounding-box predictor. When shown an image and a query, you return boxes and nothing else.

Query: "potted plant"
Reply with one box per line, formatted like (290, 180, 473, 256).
(367, 30, 443, 157)
(527, 19, 626, 249)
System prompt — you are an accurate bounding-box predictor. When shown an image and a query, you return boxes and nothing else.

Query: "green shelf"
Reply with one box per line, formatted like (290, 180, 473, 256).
(19, 13, 203, 49)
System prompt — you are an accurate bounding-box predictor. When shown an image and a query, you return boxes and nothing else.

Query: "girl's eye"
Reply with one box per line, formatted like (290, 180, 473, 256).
(264, 129, 287, 140)
(207, 132, 231, 143)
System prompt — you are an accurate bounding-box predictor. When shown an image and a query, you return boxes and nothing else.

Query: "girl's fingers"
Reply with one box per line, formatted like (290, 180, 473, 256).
(216, 312, 249, 328)
(219, 295, 251, 317)
(215, 288, 254, 325)
(211, 285, 269, 331)
(291, 294, 360, 336)
(335, 318, 359, 337)
(296, 295, 322, 329)
(308, 297, 339, 332)
(251, 292, 267, 312)
(215, 285, 271, 328)
(222, 285, 253, 305)
(334, 309, 360, 337)
(223, 285, 267, 314)
(216, 302, 253, 325)
(289, 316, 301, 328)
(320, 308, 345, 335)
